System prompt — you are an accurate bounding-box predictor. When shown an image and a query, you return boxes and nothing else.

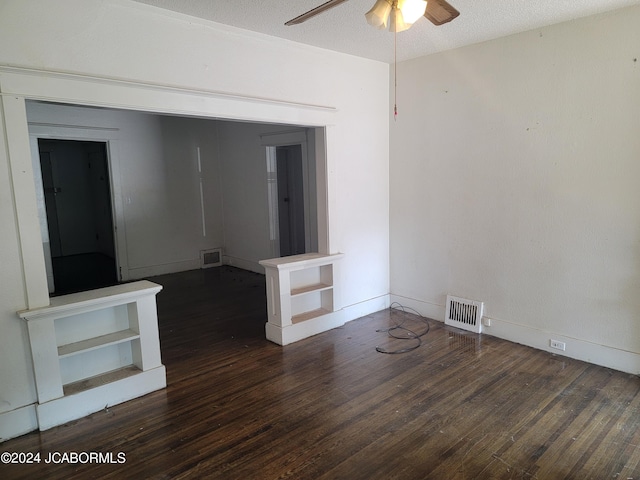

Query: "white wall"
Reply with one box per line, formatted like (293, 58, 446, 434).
(0, 0, 389, 440)
(26, 103, 226, 279)
(126, 114, 224, 277)
(390, 6, 640, 372)
(27, 103, 322, 277)
(217, 122, 316, 272)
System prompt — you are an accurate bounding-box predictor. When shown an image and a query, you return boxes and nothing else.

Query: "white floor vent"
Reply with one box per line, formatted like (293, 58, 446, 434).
(445, 295, 484, 334)
(200, 248, 222, 268)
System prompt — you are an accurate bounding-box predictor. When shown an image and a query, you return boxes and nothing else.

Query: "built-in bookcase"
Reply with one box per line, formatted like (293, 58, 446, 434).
(260, 253, 344, 345)
(19, 281, 166, 431)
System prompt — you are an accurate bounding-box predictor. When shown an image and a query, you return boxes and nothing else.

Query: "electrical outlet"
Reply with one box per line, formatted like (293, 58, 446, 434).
(550, 339, 566, 351)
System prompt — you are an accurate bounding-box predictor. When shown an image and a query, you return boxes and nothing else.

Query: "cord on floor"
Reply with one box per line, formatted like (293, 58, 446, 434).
(375, 302, 430, 354)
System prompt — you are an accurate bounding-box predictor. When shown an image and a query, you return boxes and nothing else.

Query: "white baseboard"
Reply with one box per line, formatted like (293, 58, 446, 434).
(266, 312, 346, 345)
(36, 366, 166, 431)
(267, 294, 390, 346)
(127, 256, 265, 280)
(390, 293, 640, 375)
(128, 259, 200, 279)
(0, 404, 38, 442)
(223, 256, 264, 274)
(342, 294, 391, 322)
(389, 294, 445, 321)
(483, 316, 640, 375)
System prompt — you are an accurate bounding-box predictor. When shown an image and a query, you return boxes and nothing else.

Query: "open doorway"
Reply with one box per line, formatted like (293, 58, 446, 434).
(276, 144, 306, 257)
(264, 129, 318, 259)
(38, 139, 118, 295)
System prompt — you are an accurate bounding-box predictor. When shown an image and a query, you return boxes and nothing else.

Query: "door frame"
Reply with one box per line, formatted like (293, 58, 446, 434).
(28, 124, 129, 290)
(261, 129, 317, 259)
(1, 67, 334, 309)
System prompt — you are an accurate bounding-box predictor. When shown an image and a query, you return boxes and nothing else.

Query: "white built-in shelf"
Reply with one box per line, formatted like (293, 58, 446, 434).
(290, 283, 332, 296)
(58, 329, 140, 358)
(292, 308, 331, 324)
(63, 365, 141, 396)
(260, 253, 344, 345)
(19, 280, 166, 431)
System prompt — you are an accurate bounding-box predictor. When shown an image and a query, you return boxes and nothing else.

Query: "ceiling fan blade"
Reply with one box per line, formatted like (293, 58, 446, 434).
(285, 0, 350, 26)
(424, 0, 459, 26)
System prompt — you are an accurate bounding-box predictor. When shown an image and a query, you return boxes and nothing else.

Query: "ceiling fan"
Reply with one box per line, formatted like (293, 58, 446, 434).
(285, 0, 459, 31)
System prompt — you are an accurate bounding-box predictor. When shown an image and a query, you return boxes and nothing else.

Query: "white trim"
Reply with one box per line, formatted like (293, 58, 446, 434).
(344, 294, 392, 321)
(265, 146, 281, 259)
(19, 281, 165, 431)
(389, 294, 446, 322)
(300, 140, 313, 253)
(1, 96, 50, 308)
(0, 66, 336, 125)
(18, 280, 162, 321)
(313, 127, 329, 255)
(127, 259, 201, 280)
(390, 293, 640, 375)
(0, 65, 340, 435)
(261, 128, 321, 257)
(259, 129, 308, 147)
(265, 141, 311, 256)
(36, 366, 166, 431)
(0, 65, 336, 312)
(223, 255, 264, 275)
(27, 122, 130, 283)
(0, 66, 336, 113)
(267, 294, 390, 346)
(28, 135, 54, 293)
(0, 404, 39, 442)
(0, 68, 336, 293)
(481, 316, 640, 375)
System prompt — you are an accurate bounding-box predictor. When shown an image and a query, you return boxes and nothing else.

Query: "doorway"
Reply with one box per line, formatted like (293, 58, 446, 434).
(38, 139, 118, 295)
(265, 131, 317, 259)
(276, 144, 306, 257)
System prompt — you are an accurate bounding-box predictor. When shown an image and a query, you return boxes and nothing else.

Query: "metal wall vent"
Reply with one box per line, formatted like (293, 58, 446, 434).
(445, 295, 484, 334)
(200, 248, 222, 268)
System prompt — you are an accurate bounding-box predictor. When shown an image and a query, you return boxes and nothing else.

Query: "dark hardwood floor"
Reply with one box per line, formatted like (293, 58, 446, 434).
(2, 266, 640, 479)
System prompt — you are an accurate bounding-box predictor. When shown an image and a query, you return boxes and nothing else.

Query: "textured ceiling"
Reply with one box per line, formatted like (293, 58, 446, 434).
(131, 0, 640, 63)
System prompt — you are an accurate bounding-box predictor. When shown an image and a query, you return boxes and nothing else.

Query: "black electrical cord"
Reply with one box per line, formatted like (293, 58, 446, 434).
(375, 302, 430, 354)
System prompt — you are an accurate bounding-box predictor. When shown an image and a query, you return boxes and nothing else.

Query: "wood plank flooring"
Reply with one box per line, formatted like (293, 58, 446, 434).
(2, 266, 640, 479)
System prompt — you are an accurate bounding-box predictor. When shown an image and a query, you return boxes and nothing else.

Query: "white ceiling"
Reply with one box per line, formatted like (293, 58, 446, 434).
(132, 0, 640, 63)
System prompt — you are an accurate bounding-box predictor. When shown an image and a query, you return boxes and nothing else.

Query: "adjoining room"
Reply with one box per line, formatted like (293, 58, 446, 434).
(1, 0, 639, 478)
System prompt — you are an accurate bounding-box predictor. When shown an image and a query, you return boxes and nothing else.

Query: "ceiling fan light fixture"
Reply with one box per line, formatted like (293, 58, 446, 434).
(365, 0, 392, 29)
(399, 0, 427, 24)
(285, 0, 459, 29)
(389, 5, 410, 32)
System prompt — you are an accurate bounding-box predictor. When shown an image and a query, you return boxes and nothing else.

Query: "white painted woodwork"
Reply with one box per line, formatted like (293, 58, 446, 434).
(18, 281, 166, 430)
(260, 253, 344, 345)
(0, 0, 388, 441)
(1, 96, 50, 309)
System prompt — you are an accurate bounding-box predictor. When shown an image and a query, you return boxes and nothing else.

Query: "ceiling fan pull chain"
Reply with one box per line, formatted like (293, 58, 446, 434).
(394, 29, 398, 120)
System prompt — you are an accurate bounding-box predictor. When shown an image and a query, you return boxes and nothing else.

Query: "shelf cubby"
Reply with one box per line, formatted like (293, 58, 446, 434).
(259, 253, 344, 345)
(57, 329, 140, 358)
(19, 280, 166, 431)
